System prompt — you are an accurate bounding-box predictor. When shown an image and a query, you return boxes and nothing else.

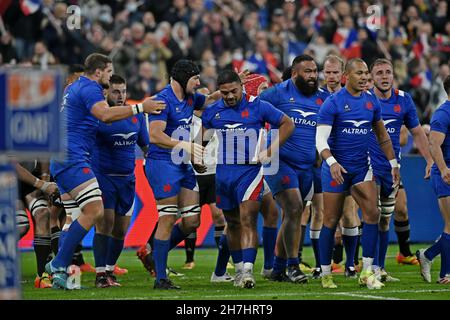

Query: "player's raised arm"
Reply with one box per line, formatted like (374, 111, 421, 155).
(372, 119, 400, 186)
(91, 97, 166, 123)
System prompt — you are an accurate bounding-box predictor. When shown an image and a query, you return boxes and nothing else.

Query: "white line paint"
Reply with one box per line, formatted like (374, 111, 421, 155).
(116, 288, 450, 300)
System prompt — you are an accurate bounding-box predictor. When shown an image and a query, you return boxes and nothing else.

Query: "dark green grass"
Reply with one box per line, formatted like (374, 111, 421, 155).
(21, 244, 450, 300)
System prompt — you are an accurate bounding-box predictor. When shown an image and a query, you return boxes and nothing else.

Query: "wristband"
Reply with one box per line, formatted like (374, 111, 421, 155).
(132, 103, 143, 115)
(33, 177, 40, 188)
(326, 156, 337, 166)
(389, 158, 399, 168)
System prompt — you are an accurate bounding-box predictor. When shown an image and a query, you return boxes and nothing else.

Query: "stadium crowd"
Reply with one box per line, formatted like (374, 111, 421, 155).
(1, 0, 449, 123)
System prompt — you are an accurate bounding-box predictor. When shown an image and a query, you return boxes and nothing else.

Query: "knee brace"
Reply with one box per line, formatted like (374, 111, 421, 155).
(75, 182, 102, 209)
(180, 205, 201, 218)
(378, 197, 395, 218)
(157, 205, 179, 217)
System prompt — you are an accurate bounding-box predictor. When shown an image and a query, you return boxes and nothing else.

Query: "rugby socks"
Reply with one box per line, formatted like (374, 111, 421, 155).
(272, 256, 287, 274)
(242, 248, 257, 273)
(93, 233, 109, 273)
(230, 250, 243, 274)
(214, 225, 225, 247)
(147, 222, 158, 250)
(59, 230, 68, 251)
(169, 223, 187, 250)
(440, 233, 450, 278)
(361, 223, 378, 267)
(319, 226, 336, 269)
(185, 232, 197, 263)
(394, 219, 412, 256)
(287, 257, 299, 268)
(342, 227, 358, 269)
(262, 226, 277, 270)
(354, 223, 362, 266)
(425, 236, 442, 261)
(310, 229, 321, 268)
(34, 235, 52, 276)
(214, 234, 230, 277)
(52, 220, 88, 268)
(106, 237, 124, 268)
(153, 238, 170, 281)
(332, 243, 343, 264)
(377, 230, 389, 269)
(72, 243, 85, 265)
(50, 226, 61, 255)
(297, 224, 307, 262)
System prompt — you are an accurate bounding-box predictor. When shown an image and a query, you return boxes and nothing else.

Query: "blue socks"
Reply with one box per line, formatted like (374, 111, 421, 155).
(319, 226, 336, 266)
(153, 238, 170, 281)
(273, 256, 287, 274)
(169, 224, 186, 250)
(342, 227, 358, 269)
(262, 227, 277, 270)
(93, 233, 109, 270)
(440, 232, 450, 278)
(58, 230, 68, 251)
(377, 230, 389, 269)
(106, 237, 124, 267)
(310, 229, 321, 268)
(361, 223, 378, 259)
(242, 248, 257, 264)
(52, 220, 88, 268)
(287, 257, 299, 267)
(230, 250, 243, 264)
(425, 236, 442, 261)
(214, 234, 230, 277)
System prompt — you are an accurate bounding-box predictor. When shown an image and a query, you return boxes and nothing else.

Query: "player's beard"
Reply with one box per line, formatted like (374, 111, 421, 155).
(295, 76, 319, 96)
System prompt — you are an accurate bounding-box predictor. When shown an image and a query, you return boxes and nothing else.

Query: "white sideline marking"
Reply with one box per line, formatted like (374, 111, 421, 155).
(117, 288, 450, 300)
(332, 292, 402, 300)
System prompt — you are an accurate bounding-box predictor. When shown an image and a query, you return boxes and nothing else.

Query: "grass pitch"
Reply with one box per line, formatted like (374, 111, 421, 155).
(20, 244, 450, 300)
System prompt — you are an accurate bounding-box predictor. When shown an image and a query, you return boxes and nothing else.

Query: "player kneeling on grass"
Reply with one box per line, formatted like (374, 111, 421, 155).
(90, 74, 150, 288)
(201, 70, 294, 288)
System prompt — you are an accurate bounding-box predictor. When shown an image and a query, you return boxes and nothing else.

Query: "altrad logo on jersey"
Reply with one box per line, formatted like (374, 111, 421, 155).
(290, 109, 317, 126)
(342, 120, 370, 134)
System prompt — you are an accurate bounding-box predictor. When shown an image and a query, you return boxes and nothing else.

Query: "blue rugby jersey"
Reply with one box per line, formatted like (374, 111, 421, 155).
(201, 94, 284, 166)
(260, 79, 330, 170)
(146, 85, 205, 161)
(92, 113, 149, 175)
(368, 88, 420, 172)
(318, 87, 382, 172)
(430, 100, 450, 173)
(51, 76, 105, 175)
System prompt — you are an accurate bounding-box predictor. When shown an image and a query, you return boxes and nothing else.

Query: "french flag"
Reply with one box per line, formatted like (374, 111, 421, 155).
(20, 0, 41, 16)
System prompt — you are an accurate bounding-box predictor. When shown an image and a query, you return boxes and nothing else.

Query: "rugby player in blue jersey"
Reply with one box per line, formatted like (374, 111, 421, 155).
(46, 53, 165, 289)
(316, 58, 400, 289)
(145, 60, 224, 289)
(91, 74, 150, 288)
(417, 75, 450, 284)
(260, 55, 329, 283)
(202, 70, 294, 288)
(368, 58, 433, 282)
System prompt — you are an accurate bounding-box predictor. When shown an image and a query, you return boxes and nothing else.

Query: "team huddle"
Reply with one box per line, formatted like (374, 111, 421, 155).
(17, 51, 450, 291)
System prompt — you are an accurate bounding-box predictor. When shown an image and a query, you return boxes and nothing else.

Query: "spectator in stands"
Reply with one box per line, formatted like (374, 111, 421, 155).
(31, 41, 56, 68)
